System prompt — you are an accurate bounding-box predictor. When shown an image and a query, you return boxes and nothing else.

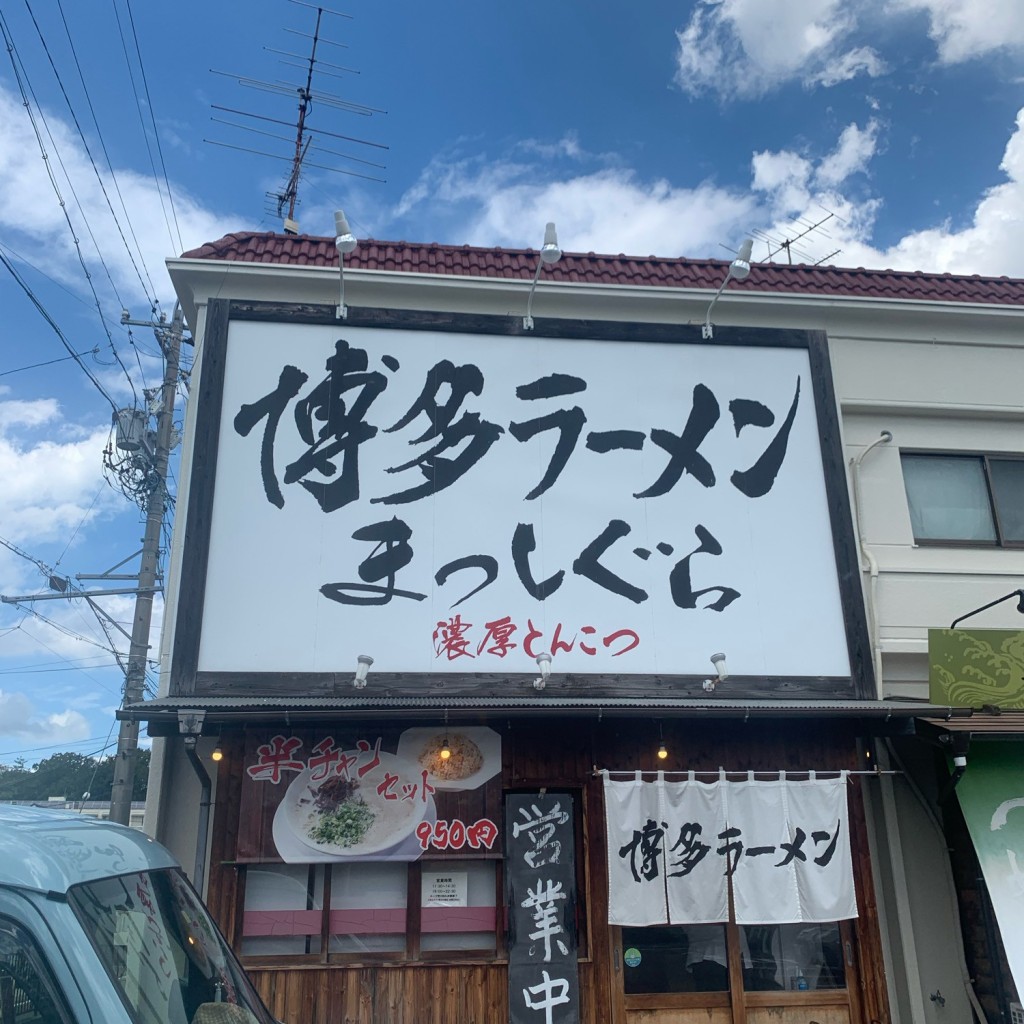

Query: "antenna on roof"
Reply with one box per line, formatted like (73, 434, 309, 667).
(750, 207, 842, 266)
(204, 1, 388, 234)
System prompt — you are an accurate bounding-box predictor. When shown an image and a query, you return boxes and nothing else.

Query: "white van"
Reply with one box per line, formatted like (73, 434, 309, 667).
(0, 805, 278, 1024)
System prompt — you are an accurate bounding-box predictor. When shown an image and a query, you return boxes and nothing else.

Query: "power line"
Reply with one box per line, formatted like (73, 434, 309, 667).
(15, 6, 139, 398)
(0, 735, 116, 759)
(0, 249, 117, 412)
(6, 606, 125, 662)
(124, 0, 183, 254)
(45, 0, 163, 311)
(0, 655, 113, 673)
(110, 0, 182, 254)
(0, 11, 134, 408)
(0, 538, 127, 666)
(0, 664, 111, 675)
(9, 623, 123, 699)
(53, 486, 105, 570)
(0, 240, 133, 333)
(0, 347, 100, 378)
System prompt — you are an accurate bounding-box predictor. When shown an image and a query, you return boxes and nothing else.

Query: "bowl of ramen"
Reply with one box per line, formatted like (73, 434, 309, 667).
(277, 751, 430, 856)
(396, 726, 501, 791)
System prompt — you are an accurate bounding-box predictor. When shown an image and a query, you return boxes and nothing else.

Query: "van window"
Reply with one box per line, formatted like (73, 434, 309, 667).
(67, 869, 273, 1024)
(0, 916, 70, 1024)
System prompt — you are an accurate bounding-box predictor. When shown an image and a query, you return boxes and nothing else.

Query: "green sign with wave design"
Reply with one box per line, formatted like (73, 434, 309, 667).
(929, 629, 1024, 709)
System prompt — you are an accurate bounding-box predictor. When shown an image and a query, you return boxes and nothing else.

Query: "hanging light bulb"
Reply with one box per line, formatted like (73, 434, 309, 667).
(657, 741, 668, 760)
(211, 746, 223, 763)
(439, 709, 452, 761)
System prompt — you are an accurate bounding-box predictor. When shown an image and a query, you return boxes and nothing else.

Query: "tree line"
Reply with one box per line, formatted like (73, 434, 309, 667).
(0, 750, 150, 802)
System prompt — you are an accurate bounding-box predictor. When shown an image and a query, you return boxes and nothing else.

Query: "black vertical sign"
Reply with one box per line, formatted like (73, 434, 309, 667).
(506, 794, 580, 1024)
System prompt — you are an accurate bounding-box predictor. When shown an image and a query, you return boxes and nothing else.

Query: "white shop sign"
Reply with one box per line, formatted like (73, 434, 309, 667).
(195, 321, 849, 677)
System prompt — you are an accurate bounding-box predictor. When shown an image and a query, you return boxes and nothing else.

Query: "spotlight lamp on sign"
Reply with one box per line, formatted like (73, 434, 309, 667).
(702, 238, 753, 339)
(533, 652, 552, 691)
(334, 209, 358, 320)
(702, 652, 729, 693)
(353, 653, 373, 689)
(523, 222, 562, 330)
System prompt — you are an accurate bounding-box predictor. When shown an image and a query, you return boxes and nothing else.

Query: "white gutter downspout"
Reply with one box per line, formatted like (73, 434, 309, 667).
(850, 430, 893, 698)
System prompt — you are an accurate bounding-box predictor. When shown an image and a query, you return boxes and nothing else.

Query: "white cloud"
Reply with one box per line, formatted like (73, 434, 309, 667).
(815, 120, 881, 186)
(810, 46, 889, 87)
(518, 133, 588, 161)
(675, 0, 886, 99)
(0, 690, 91, 744)
(746, 109, 1024, 275)
(0, 83, 245, 308)
(393, 107, 1024, 278)
(394, 157, 759, 257)
(751, 149, 813, 208)
(0, 398, 60, 430)
(890, 0, 1024, 63)
(673, 0, 1024, 99)
(851, 106, 1024, 273)
(0, 402, 117, 554)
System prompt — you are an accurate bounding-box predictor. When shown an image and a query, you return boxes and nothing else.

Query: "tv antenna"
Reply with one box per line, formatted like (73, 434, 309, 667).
(205, 0, 388, 234)
(750, 207, 842, 266)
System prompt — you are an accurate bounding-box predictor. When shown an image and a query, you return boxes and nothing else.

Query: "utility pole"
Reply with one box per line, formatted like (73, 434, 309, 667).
(109, 304, 182, 825)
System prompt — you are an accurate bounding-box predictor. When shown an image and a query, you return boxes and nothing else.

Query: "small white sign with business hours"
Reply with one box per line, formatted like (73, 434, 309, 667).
(422, 870, 469, 907)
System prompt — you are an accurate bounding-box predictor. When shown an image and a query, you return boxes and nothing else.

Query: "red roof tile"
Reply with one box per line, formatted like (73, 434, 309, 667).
(179, 232, 1024, 307)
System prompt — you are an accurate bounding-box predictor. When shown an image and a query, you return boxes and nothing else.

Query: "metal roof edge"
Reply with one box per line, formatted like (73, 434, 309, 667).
(119, 695, 971, 724)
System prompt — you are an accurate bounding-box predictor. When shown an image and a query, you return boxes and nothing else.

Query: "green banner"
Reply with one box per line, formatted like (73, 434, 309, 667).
(955, 743, 1024, 998)
(928, 629, 1024, 708)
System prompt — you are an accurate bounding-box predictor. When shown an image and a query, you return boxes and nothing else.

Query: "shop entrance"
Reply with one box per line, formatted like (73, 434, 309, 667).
(613, 918, 862, 1024)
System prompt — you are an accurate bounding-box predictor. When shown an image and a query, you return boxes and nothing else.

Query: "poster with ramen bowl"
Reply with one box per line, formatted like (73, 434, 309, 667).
(237, 726, 502, 863)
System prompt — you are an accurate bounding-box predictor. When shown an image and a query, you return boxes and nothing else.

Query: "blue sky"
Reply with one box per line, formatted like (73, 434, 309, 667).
(0, 0, 1022, 768)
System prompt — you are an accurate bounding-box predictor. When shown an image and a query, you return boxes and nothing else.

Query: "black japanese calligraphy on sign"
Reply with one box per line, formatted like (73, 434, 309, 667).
(234, 339, 394, 513)
(231, 340, 810, 627)
(507, 794, 580, 1024)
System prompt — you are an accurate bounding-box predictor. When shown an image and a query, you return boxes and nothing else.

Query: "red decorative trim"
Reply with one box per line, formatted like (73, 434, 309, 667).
(242, 910, 321, 937)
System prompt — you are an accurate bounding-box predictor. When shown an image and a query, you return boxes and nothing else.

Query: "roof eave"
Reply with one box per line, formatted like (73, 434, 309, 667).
(120, 695, 972, 734)
(168, 257, 1024, 337)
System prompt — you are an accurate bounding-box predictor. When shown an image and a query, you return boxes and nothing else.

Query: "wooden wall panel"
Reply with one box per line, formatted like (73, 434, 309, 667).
(846, 778, 888, 1024)
(626, 1009, 731, 1024)
(248, 966, 509, 1024)
(747, 1009, 849, 1024)
(208, 731, 246, 943)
